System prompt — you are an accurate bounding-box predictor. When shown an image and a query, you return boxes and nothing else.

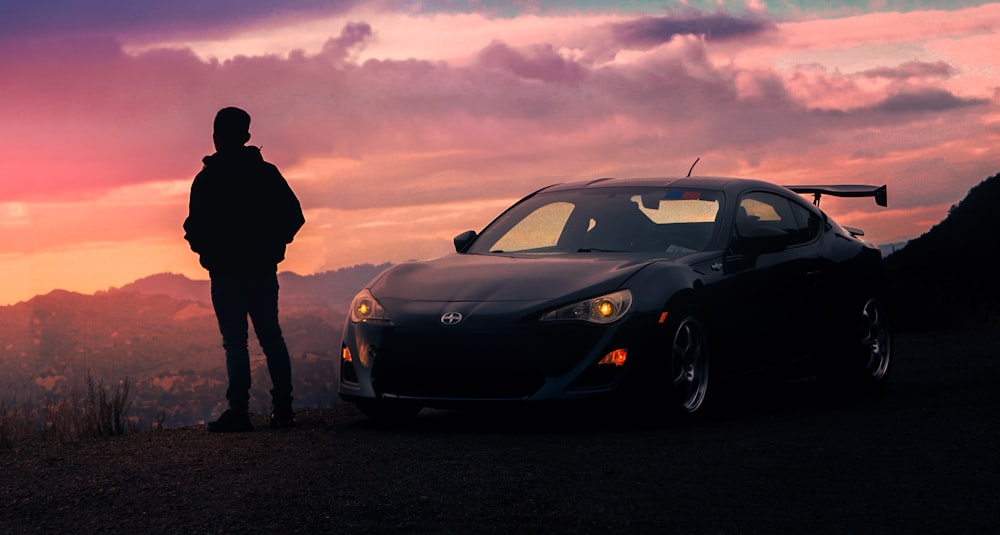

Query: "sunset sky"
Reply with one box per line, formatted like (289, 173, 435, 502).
(1, 1, 998, 306)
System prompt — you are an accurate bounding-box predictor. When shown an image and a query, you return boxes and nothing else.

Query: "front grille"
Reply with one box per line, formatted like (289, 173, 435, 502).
(371, 323, 603, 399)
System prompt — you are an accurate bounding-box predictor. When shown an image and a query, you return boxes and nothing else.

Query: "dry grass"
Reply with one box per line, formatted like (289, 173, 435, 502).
(0, 399, 35, 447)
(0, 374, 134, 447)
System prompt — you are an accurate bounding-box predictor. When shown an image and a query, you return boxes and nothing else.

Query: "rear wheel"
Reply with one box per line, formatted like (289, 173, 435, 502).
(858, 298, 892, 384)
(670, 315, 711, 415)
(820, 297, 893, 389)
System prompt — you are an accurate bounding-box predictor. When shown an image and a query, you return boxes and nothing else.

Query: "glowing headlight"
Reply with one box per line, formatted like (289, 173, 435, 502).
(540, 289, 632, 324)
(349, 289, 392, 323)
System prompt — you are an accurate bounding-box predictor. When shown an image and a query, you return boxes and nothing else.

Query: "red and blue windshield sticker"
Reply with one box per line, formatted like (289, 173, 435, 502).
(664, 190, 702, 200)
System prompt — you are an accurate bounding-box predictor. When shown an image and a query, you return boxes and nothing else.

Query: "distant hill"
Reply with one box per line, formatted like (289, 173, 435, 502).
(111, 262, 391, 310)
(885, 172, 1000, 331)
(0, 263, 390, 428)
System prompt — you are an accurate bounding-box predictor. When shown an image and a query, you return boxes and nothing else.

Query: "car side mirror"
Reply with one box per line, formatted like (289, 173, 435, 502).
(732, 227, 790, 255)
(453, 230, 477, 253)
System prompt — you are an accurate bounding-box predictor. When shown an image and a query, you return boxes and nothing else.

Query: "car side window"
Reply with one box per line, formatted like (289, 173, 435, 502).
(736, 192, 818, 246)
(789, 199, 823, 242)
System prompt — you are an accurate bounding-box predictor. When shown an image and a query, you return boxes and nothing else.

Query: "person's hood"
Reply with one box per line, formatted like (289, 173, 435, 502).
(201, 145, 264, 169)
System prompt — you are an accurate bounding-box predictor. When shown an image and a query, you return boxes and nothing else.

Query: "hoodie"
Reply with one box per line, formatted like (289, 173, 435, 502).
(183, 146, 305, 277)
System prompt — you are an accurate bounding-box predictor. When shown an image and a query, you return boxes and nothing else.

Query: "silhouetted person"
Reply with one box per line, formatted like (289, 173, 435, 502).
(183, 107, 305, 432)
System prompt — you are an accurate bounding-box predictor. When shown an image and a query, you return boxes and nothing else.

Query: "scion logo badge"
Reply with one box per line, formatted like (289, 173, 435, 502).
(440, 312, 463, 325)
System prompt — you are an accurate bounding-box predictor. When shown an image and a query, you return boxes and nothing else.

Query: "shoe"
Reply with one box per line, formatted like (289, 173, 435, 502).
(270, 407, 296, 429)
(207, 409, 254, 433)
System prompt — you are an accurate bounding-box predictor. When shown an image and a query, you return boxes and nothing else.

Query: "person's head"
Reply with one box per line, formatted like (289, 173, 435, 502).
(213, 107, 252, 152)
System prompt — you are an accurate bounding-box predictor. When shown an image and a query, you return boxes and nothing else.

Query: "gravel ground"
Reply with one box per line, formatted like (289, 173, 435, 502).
(2, 330, 998, 534)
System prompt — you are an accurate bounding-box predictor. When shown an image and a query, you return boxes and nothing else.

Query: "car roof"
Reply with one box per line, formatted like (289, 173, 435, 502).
(537, 176, 785, 196)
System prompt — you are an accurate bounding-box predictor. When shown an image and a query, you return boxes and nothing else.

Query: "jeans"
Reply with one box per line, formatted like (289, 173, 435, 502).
(211, 273, 293, 412)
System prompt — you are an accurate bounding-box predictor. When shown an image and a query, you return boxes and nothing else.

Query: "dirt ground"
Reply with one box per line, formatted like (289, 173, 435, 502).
(2, 330, 998, 534)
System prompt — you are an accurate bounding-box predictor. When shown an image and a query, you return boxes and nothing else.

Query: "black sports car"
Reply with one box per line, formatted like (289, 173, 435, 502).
(338, 176, 893, 420)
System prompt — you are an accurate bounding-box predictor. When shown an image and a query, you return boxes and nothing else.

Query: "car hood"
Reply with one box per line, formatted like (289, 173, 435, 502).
(370, 253, 657, 302)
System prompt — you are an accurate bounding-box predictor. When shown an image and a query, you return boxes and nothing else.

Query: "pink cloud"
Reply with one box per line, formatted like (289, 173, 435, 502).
(3, 10, 993, 209)
(0, 0, 363, 43)
(773, 4, 1000, 52)
(475, 41, 587, 84)
(606, 11, 777, 49)
(859, 60, 956, 81)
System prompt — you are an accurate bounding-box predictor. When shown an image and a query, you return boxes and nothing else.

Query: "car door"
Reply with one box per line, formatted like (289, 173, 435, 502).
(715, 190, 825, 374)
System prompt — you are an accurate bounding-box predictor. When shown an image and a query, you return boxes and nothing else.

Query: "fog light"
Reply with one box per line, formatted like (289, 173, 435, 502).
(341, 345, 353, 363)
(598, 348, 627, 367)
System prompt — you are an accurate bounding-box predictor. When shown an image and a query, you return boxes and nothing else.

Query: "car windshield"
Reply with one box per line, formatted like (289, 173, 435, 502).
(468, 187, 723, 255)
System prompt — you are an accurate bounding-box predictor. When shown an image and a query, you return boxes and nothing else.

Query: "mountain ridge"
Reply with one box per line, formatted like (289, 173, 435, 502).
(885, 171, 1000, 330)
(106, 262, 392, 308)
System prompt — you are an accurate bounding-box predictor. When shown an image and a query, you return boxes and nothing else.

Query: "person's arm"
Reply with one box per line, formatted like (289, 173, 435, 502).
(183, 177, 206, 253)
(272, 167, 305, 244)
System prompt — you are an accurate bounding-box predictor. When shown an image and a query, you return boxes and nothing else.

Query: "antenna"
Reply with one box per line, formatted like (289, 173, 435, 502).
(686, 157, 700, 177)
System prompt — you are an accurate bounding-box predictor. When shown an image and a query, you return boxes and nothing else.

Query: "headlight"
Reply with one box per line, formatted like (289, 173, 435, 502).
(540, 289, 632, 324)
(349, 289, 392, 323)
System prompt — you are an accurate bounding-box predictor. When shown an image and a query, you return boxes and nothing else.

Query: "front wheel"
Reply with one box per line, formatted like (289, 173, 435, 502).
(669, 315, 711, 415)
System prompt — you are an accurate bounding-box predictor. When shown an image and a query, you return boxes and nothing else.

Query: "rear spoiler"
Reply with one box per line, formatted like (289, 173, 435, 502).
(786, 184, 887, 208)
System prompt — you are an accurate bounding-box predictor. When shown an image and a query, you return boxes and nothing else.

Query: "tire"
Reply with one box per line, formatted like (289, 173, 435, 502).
(819, 297, 893, 389)
(857, 297, 893, 385)
(669, 315, 711, 416)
